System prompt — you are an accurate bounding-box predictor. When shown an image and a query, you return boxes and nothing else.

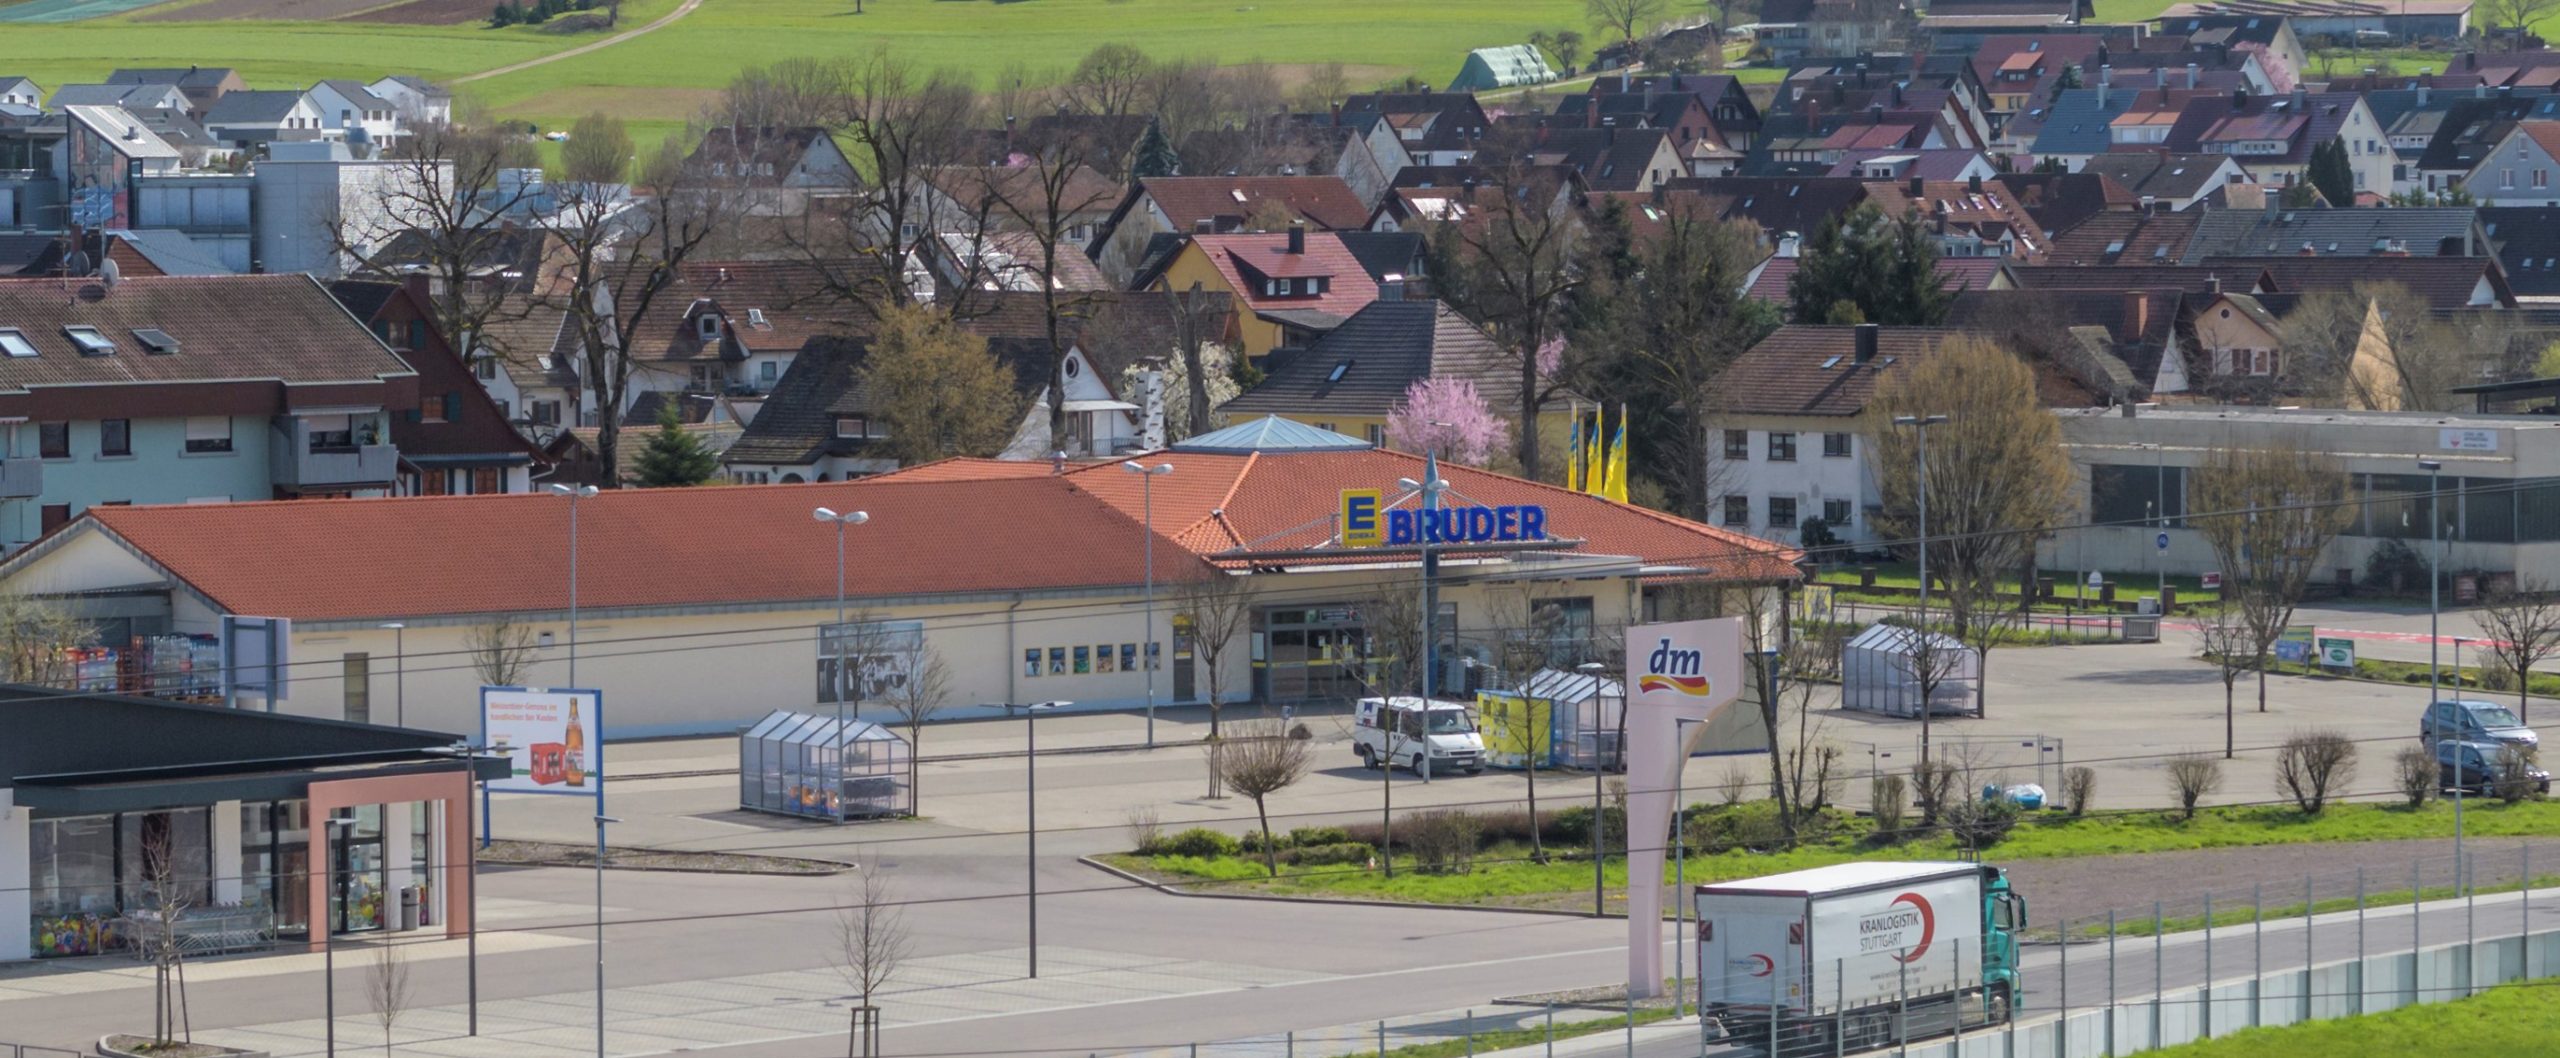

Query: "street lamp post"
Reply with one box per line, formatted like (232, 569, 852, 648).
(380, 622, 406, 726)
(2135, 442, 2167, 605)
(1006, 701, 1066, 978)
(1892, 414, 1949, 763)
(2422, 458, 2463, 890)
(594, 812, 621, 1058)
(1397, 469, 1452, 780)
(1577, 660, 1609, 917)
(1121, 462, 1173, 748)
(1672, 716, 1706, 1023)
(323, 816, 356, 1058)
(547, 484, 599, 687)
(814, 506, 871, 814)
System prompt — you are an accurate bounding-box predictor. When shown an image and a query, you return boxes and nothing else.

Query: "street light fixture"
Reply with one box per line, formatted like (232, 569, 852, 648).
(2420, 458, 2463, 890)
(1891, 415, 1948, 764)
(1120, 462, 1174, 748)
(814, 507, 871, 795)
(594, 813, 621, 1058)
(323, 816, 357, 1058)
(547, 484, 599, 687)
(1576, 660, 1609, 918)
(1003, 700, 1067, 978)
(379, 622, 406, 727)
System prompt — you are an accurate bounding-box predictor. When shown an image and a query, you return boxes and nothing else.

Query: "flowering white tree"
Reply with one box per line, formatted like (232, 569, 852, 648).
(1385, 377, 1510, 465)
(1120, 343, 1241, 445)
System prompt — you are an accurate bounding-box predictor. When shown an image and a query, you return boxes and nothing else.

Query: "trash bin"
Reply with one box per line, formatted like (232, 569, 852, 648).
(399, 885, 420, 932)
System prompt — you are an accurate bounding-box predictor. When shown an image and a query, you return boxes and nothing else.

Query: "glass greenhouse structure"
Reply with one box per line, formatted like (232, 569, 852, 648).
(739, 710, 914, 821)
(1840, 624, 1981, 718)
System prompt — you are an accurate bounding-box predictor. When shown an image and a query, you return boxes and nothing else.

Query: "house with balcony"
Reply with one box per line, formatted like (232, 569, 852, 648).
(0, 273, 418, 551)
(329, 278, 546, 494)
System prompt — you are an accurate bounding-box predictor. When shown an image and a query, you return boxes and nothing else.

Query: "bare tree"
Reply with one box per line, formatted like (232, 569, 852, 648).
(2475, 577, 2560, 724)
(1865, 335, 2072, 725)
(1063, 43, 1155, 116)
(1734, 585, 1795, 843)
(2274, 730, 2358, 814)
(1347, 575, 1426, 877)
(1222, 719, 1313, 876)
(2166, 754, 2224, 821)
(466, 617, 541, 688)
(833, 856, 911, 1058)
(2394, 745, 2436, 808)
(1174, 571, 1255, 797)
(334, 117, 544, 357)
(877, 640, 950, 808)
(130, 820, 197, 1049)
(1484, 582, 1568, 861)
(550, 138, 738, 485)
(981, 145, 1121, 448)
(2191, 598, 2254, 759)
(2482, 0, 2560, 43)
(561, 112, 634, 187)
(2190, 442, 2354, 714)
(368, 940, 412, 1058)
(0, 591, 95, 687)
(1429, 157, 1584, 481)
(1587, 0, 1668, 44)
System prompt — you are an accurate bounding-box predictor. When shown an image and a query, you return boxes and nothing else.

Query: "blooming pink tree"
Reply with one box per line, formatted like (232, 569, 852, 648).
(1385, 377, 1510, 465)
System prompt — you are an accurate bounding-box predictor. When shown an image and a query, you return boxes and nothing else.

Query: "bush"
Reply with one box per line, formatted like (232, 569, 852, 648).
(2167, 755, 2224, 821)
(1910, 759, 1960, 827)
(2062, 766, 2097, 818)
(1239, 828, 1286, 853)
(1681, 800, 1794, 854)
(2394, 746, 2436, 808)
(2274, 730, 2358, 814)
(2493, 746, 2544, 804)
(2482, 654, 2521, 693)
(1125, 806, 1163, 853)
(1278, 842, 1373, 867)
(1548, 803, 1625, 853)
(1287, 825, 1351, 848)
(1405, 810, 1482, 874)
(1869, 774, 1909, 841)
(1945, 796, 2021, 849)
(1154, 827, 1239, 858)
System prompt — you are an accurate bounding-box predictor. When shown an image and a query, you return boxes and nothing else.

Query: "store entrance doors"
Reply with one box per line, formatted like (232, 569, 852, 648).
(1256, 605, 1370, 704)
(329, 806, 387, 935)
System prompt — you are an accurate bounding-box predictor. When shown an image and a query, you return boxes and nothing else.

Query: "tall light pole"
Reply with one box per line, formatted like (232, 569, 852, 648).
(814, 507, 871, 791)
(1121, 461, 1173, 748)
(594, 812, 621, 1058)
(2421, 459, 2462, 890)
(323, 816, 356, 1058)
(1892, 414, 1948, 764)
(1578, 659, 1609, 917)
(2135, 442, 2167, 605)
(1005, 700, 1065, 978)
(380, 622, 406, 727)
(1672, 715, 1705, 1023)
(548, 484, 599, 687)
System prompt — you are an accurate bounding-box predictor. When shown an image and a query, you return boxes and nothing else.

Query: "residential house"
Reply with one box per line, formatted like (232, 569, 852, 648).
(1134, 228, 1383, 358)
(2164, 89, 2391, 195)
(1919, 0, 2094, 32)
(0, 273, 419, 549)
(1335, 93, 1494, 166)
(2026, 86, 2137, 171)
(2482, 206, 2560, 303)
(1945, 286, 2182, 403)
(1479, 125, 1683, 193)
(1754, 0, 1903, 62)
(2175, 205, 2489, 262)
(367, 76, 451, 126)
(1825, 149, 2000, 182)
(1973, 36, 2106, 117)
(2412, 91, 2555, 196)
(1448, 45, 1558, 91)
(329, 279, 545, 495)
(684, 126, 861, 215)
(201, 90, 325, 151)
(47, 84, 190, 114)
(1586, 73, 1762, 142)
(2044, 208, 2206, 265)
(2150, 15, 2308, 81)
(1862, 175, 2052, 260)
(1175, 121, 1410, 209)
(2463, 121, 2560, 206)
(0, 79, 39, 111)
(1550, 89, 1746, 177)
(1217, 299, 1551, 447)
(909, 163, 1119, 252)
(105, 67, 243, 121)
(1088, 174, 1369, 287)
(252, 140, 443, 277)
(2075, 153, 2247, 210)
(917, 229, 1113, 298)
(473, 295, 579, 437)
(2159, 0, 2468, 43)
(305, 80, 402, 149)
(1702, 324, 1958, 547)
(960, 112, 1154, 179)
(2178, 283, 2292, 397)
(588, 260, 855, 420)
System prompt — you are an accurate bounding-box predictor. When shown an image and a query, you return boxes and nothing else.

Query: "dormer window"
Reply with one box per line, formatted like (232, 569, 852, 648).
(836, 416, 870, 439)
(697, 314, 720, 341)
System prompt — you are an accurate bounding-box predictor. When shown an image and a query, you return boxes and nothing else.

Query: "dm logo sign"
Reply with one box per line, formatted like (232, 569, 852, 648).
(1638, 637, 1713, 699)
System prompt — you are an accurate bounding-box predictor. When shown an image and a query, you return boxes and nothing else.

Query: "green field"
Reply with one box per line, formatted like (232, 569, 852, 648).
(2149, 978, 2560, 1057)
(3, 0, 1603, 140)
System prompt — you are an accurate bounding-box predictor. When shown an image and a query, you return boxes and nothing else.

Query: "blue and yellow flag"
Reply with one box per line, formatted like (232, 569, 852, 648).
(1605, 405, 1629, 503)
(1565, 410, 1583, 491)
(1581, 409, 1605, 497)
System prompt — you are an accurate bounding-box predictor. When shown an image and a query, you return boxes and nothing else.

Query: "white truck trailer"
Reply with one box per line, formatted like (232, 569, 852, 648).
(1695, 861, 2024, 1052)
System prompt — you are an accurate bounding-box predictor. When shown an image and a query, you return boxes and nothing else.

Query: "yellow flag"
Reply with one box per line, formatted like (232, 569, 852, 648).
(1566, 410, 1583, 491)
(1606, 407, 1629, 503)
(1582, 410, 1605, 496)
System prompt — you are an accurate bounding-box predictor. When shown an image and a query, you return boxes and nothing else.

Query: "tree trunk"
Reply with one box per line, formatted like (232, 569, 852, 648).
(2225, 680, 2236, 759)
(1257, 796, 1276, 877)
(2256, 662, 2268, 713)
(1517, 348, 1541, 481)
(1526, 753, 1543, 862)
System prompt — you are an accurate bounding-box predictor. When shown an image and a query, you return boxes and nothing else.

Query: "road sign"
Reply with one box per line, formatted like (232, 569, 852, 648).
(2155, 531, 2171, 551)
(2318, 637, 2355, 669)
(2275, 625, 2316, 664)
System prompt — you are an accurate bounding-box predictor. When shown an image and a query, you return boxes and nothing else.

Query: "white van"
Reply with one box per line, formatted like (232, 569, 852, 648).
(1352, 696, 1485, 776)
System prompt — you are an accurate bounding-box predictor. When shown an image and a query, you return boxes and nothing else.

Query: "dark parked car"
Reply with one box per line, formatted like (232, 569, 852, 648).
(2421, 699, 2538, 751)
(2438, 740, 2551, 796)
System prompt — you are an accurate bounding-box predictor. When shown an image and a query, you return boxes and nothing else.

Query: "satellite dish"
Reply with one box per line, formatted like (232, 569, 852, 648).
(99, 256, 121, 288)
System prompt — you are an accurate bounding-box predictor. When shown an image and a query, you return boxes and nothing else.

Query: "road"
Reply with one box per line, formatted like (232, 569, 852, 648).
(452, 0, 704, 85)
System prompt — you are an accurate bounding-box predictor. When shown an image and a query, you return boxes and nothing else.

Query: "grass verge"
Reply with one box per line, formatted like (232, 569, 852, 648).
(2053, 873, 2560, 939)
(2145, 977, 2560, 1056)
(1370, 1006, 1682, 1058)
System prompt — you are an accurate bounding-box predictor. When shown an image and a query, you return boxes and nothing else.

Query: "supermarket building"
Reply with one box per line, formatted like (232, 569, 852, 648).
(0, 419, 1801, 740)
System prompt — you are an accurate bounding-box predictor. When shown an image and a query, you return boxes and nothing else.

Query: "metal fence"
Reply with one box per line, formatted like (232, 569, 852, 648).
(1117, 844, 2559, 1058)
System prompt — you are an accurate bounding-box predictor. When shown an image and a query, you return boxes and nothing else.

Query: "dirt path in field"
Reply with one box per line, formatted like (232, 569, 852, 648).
(452, 0, 702, 84)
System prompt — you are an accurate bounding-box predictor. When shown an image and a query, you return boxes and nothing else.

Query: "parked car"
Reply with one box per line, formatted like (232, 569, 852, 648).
(2420, 699, 2538, 751)
(2437, 739, 2551, 796)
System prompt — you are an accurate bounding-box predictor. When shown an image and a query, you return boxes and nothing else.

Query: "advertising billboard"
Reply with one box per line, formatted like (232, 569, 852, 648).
(480, 687, 601, 797)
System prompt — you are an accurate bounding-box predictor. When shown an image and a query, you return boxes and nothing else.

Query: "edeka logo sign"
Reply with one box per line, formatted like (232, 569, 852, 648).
(1340, 489, 1384, 548)
(1637, 637, 1712, 698)
(1383, 504, 1548, 546)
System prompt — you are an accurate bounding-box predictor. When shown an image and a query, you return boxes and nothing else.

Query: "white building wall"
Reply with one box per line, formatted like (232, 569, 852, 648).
(1705, 413, 1881, 549)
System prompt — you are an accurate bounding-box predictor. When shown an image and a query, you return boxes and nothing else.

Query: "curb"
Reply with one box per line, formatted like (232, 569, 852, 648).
(1078, 855, 1615, 919)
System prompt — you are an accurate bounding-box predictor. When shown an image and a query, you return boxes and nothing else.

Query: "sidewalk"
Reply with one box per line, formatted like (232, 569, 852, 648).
(1110, 1000, 1706, 1058)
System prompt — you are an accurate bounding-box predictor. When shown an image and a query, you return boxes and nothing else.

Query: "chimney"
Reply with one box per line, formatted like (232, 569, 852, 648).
(1857, 62, 1869, 88)
(1909, 175, 1925, 197)
(1854, 322, 1880, 364)
(1286, 223, 1306, 254)
(1777, 230, 1802, 258)
(2290, 86, 2307, 112)
(2097, 74, 2109, 109)
(2124, 290, 2148, 339)
(2300, 242, 2316, 256)
(1891, 81, 1905, 107)
(2186, 63, 2199, 89)
(2156, 67, 2167, 88)
(2232, 87, 2249, 110)
(2206, 274, 2222, 295)
(1968, 173, 1983, 193)
(2141, 193, 2157, 216)
(1051, 450, 1067, 474)
(2418, 82, 2430, 107)
(1869, 103, 1885, 124)
(2265, 188, 2280, 223)
(2100, 64, 2113, 89)
(2477, 83, 2489, 99)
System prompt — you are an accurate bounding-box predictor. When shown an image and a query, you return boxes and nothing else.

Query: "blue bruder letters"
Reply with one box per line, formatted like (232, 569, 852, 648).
(1384, 504, 1548, 546)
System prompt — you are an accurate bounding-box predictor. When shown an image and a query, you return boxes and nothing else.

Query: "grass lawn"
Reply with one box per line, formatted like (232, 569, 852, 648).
(2146, 977, 2560, 1057)
(1113, 798, 2560, 911)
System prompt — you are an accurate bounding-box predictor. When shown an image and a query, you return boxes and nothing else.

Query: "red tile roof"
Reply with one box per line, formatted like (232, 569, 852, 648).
(1193, 232, 1382, 318)
(1136, 176, 1370, 231)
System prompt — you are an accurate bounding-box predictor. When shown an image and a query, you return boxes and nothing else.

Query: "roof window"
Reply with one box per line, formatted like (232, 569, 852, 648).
(1326, 360, 1354, 383)
(133, 328, 178, 354)
(64, 326, 114, 356)
(0, 329, 32, 358)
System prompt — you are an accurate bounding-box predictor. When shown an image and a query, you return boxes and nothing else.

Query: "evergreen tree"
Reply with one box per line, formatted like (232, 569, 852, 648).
(489, 1, 516, 24)
(1786, 202, 1953, 326)
(2307, 140, 2355, 207)
(1130, 118, 1182, 179)
(631, 402, 720, 488)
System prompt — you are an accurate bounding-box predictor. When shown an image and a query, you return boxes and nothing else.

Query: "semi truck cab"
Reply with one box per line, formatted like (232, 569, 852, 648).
(1982, 864, 2025, 1019)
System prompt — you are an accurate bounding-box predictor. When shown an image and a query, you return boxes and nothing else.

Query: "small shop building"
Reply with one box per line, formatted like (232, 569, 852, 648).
(1, 684, 505, 962)
(1, 418, 1801, 740)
